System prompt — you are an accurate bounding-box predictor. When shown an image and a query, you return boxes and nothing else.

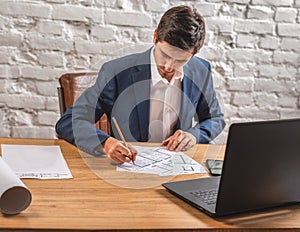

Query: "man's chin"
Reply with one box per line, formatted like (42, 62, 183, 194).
(159, 70, 174, 79)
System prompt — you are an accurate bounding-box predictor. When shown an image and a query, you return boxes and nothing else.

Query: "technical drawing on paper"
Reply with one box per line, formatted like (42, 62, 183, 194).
(117, 146, 207, 176)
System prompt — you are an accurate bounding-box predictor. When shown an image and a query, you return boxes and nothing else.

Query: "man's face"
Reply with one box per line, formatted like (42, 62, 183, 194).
(153, 41, 193, 82)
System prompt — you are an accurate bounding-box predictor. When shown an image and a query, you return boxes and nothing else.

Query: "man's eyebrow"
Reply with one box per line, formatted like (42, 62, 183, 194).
(160, 48, 171, 58)
(159, 47, 190, 63)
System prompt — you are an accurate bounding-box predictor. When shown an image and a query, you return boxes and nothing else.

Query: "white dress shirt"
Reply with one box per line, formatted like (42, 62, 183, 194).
(148, 46, 183, 142)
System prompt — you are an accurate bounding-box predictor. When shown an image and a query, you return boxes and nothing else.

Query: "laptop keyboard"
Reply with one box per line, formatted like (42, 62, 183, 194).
(189, 189, 218, 205)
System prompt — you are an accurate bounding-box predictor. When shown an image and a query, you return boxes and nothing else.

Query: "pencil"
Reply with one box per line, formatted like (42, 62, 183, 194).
(112, 117, 135, 164)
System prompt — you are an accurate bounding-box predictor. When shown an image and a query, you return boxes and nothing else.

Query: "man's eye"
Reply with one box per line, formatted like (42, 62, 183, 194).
(162, 52, 170, 59)
(175, 60, 186, 64)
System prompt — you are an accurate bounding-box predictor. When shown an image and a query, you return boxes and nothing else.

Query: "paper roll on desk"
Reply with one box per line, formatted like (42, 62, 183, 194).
(0, 157, 32, 215)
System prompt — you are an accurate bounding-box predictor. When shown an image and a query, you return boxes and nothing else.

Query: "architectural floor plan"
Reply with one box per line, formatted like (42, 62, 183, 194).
(117, 146, 207, 176)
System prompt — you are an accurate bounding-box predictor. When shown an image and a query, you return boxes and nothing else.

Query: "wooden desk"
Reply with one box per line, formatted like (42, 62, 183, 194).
(1, 138, 300, 231)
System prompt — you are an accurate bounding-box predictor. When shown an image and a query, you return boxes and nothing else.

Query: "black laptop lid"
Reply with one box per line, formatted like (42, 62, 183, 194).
(216, 118, 300, 216)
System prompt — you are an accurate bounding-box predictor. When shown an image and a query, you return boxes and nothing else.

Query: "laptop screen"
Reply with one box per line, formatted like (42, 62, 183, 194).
(216, 119, 300, 215)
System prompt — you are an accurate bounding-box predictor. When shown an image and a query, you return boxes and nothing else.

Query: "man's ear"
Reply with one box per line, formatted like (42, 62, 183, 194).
(153, 28, 157, 43)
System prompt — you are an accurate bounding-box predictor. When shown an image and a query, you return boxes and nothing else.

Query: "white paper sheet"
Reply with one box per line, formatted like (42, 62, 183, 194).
(117, 146, 208, 176)
(1, 145, 72, 179)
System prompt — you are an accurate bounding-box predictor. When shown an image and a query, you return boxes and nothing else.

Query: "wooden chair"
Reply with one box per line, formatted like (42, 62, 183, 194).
(57, 72, 110, 134)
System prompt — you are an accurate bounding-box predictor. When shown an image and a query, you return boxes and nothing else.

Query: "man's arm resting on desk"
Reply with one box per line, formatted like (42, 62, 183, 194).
(56, 105, 137, 163)
(55, 106, 110, 156)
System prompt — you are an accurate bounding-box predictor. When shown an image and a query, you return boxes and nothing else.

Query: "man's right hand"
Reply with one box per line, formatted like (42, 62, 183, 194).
(102, 137, 137, 164)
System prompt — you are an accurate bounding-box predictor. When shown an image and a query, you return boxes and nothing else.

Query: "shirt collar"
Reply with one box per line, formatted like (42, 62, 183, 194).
(150, 46, 184, 86)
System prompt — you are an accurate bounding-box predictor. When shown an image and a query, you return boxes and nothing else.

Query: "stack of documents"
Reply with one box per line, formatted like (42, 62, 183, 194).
(1, 145, 72, 179)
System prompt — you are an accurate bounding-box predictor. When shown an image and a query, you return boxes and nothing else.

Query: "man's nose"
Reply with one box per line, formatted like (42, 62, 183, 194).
(164, 59, 175, 71)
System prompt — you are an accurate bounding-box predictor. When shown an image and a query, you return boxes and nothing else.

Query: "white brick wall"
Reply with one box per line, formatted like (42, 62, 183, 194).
(247, 6, 274, 20)
(0, 0, 299, 143)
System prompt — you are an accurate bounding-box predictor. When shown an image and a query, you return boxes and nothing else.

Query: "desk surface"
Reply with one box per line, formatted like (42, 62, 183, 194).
(1, 138, 300, 231)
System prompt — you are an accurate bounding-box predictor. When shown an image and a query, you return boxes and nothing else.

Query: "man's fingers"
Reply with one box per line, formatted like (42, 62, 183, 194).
(127, 144, 137, 162)
(176, 137, 190, 152)
(167, 137, 182, 151)
(110, 150, 132, 164)
(109, 144, 132, 164)
(167, 131, 184, 151)
(108, 153, 125, 164)
(162, 137, 171, 145)
(163, 130, 183, 149)
(164, 130, 196, 152)
(116, 143, 135, 161)
(103, 137, 136, 164)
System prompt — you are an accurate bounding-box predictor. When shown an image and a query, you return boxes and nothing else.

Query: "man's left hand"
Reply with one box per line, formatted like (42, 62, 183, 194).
(162, 130, 196, 152)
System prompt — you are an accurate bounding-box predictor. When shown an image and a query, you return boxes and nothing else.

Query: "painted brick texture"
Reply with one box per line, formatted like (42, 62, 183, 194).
(0, 0, 299, 143)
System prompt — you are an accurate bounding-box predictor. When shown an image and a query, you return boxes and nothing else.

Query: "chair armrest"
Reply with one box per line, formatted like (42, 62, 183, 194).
(57, 87, 66, 116)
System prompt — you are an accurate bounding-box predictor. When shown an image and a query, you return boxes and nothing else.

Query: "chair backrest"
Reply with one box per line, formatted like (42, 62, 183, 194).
(57, 72, 110, 134)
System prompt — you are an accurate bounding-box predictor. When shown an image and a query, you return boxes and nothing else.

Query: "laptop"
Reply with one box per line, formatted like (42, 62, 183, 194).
(162, 118, 300, 217)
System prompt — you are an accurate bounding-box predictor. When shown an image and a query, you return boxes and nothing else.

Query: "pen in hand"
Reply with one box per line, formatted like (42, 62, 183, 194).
(112, 117, 136, 165)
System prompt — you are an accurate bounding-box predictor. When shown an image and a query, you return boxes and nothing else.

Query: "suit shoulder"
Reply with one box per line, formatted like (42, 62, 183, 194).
(102, 49, 151, 70)
(187, 56, 211, 70)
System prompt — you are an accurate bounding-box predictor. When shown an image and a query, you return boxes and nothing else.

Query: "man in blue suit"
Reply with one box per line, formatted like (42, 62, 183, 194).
(56, 5, 225, 164)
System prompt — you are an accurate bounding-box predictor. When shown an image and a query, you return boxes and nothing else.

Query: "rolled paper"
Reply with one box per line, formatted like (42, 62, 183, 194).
(0, 157, 32, 215)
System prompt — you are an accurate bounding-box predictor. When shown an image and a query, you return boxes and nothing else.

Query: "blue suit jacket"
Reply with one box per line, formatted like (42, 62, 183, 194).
(55, 48, 225, 155)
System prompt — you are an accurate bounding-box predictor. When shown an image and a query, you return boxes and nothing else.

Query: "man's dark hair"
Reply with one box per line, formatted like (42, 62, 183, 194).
(155, 5, 206, 55)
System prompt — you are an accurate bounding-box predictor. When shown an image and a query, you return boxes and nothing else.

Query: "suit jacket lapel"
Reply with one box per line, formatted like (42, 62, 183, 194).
(130, 50, 152, 141)
(178, 75, 196, 130)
